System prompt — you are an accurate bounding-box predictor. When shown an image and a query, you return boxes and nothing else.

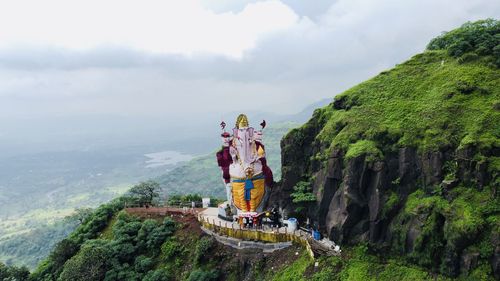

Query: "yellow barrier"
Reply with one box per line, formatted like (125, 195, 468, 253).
(198, 217, 315, 259)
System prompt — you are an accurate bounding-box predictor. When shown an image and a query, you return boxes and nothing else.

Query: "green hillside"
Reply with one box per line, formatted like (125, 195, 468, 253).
(306, 19, 499, 158)
(276, 19, 499, 279)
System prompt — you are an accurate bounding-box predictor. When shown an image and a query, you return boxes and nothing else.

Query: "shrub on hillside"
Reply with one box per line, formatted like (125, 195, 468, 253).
(143, 268, 172, 281)
(58, 240, 110, 281)
(187, 269, 219, 281)
(0, 262, 29, 281)
(427, 19, 500, 66)
(194, 237, 214, 264)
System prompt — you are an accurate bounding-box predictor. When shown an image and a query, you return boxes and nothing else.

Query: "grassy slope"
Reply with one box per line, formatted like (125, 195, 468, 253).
(311, 20, 499, 158)
(281, 20, 499, 279)
(270, 246, 456, 281)
(314, 49, 498, 158)
(157, 122, 299, 198)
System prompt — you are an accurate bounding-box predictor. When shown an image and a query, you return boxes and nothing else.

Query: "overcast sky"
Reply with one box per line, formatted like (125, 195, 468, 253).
(0, 0, 499, 121)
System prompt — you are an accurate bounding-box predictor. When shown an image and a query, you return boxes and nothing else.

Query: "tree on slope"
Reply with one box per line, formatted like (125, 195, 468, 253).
(128, 180, 161, 206)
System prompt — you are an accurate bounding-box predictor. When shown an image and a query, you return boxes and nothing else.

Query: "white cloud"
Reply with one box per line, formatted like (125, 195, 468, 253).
(0, 0, 499, 120)
(0, 0, 299, 58)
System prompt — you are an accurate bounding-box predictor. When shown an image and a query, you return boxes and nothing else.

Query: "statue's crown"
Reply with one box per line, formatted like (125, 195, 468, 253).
(236, 114, 249, 128)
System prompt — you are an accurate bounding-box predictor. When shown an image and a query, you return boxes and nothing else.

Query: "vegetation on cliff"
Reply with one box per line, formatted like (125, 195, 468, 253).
(428, 19, 500, 67)
(278, 19, 499, 279)
(312, 21, 498, 157)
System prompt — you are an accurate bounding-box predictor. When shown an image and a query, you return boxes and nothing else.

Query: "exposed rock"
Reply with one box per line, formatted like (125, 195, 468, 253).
(421, 151, 444, 186)
(455, 145, 493, 188)
(333, 96, 347, 110)
(441, 246, 460, 277)
(405, 216, 424, 253)
(271, 135, 499, 277)
(321, 156, 391, 245)
(476, 160, 490, 188)
(441, 179, 459, 190)
(460, 251, 480, 275)
(332, 95, 360, 110)
(492, 246, 500, 280)
(325, 155, 367, 244)
(315, 149, 343, 232)
(397, 147, 420, 195)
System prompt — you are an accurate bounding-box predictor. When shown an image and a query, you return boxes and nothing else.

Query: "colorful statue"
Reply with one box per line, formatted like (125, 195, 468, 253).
(216, 114, 273, 214)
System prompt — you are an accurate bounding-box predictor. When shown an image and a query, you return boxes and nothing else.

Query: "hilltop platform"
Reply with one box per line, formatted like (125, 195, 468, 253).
(125, 206, 340, 258)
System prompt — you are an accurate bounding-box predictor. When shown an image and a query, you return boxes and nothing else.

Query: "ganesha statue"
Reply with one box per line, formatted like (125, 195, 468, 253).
(216, 114, 273, 214)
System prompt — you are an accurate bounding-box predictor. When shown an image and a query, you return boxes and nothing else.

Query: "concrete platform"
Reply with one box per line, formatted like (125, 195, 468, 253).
(198, 207, 289, 233)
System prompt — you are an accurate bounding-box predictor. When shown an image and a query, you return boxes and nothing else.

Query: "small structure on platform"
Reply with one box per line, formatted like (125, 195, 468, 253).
(202, 197, 211, 208)
(284, 218, 298, 232)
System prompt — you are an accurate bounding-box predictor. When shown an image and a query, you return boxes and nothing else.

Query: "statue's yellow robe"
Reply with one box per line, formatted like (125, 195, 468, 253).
(231, 177, 265, 212)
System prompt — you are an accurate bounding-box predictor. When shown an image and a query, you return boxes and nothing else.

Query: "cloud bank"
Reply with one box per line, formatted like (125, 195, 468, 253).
(0, 0, 499, 120)
(0, 0, 297, 58)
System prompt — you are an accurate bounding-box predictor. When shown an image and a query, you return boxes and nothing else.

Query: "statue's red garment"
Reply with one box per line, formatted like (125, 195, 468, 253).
(216, 141, 273, 187)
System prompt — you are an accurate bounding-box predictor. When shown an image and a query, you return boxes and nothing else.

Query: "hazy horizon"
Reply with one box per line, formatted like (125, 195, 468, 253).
(2, 1, 499, 156)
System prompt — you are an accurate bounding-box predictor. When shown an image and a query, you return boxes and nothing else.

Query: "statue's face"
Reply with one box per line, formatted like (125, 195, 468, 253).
(238, 119, 248, 128)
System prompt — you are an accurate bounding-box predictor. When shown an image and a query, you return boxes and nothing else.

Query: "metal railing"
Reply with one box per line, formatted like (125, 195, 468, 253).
(124, 206, 204, 217)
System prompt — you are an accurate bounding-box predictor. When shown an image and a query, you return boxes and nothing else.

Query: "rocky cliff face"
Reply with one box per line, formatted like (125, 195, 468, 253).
(269, 108, 499, 278)
(268, 20, 500, 278)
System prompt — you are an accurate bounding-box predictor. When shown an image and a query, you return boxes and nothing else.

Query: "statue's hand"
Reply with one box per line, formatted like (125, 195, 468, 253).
(244, 167, 254, 178)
